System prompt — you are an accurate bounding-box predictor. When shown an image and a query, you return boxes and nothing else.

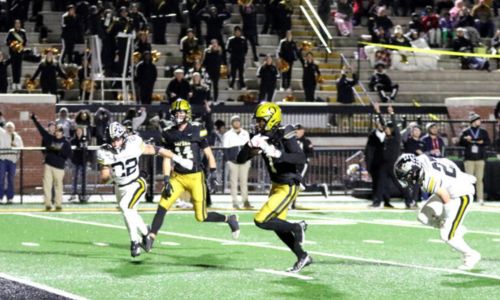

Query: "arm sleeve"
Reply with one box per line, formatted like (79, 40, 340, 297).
(31, 64, 42, 80)
(236, 143, 254, 163)
(482, 129, 491, 146)
(278, 136, 307, 164)
(423, 174, 442, 194)
(32, 117, 51, 140)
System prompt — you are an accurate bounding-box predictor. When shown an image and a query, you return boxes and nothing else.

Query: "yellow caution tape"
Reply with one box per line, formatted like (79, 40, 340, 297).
(360, 41, 500, 59)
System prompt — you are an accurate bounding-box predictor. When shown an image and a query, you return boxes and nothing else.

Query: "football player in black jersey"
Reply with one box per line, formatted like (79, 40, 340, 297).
(237, 102, 312, 273)
(145, 99, 240, 250)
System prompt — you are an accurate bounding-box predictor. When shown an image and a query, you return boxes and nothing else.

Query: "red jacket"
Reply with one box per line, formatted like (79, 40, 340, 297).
(421, 14, 440, 31)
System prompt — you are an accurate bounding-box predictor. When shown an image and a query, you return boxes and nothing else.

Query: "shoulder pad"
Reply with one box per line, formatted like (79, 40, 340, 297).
(282, 124, 296, 140)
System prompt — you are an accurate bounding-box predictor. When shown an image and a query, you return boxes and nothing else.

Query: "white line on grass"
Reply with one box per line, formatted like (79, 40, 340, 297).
(21, 242, 39, 247)
(493, 239, 500, 242)
(428, 239, 445, 244)
(14, 213, 500, 282)
(362, 240, 384, 244)
(92, 242, 109, 247)
(0, 272, 88, 300)
(290, 213, 500, 237)
(160, 241, 180, 246)
(254, 269, 314, 280)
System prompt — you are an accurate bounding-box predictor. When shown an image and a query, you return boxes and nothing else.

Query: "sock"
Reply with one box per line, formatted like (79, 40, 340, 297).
(275, 231, 305, 259)
(133, 210, 148, 236)
(204, 212, 227, 222)
(447, 236, 474, 255)
(122, 209, 140, 242)
(151, 206, 167, 235)
(254, 217, 296, 233)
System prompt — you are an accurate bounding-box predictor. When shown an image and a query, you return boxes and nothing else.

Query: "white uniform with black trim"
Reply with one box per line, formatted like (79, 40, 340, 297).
(97, 135, 148, 243)
(417, 155, 476, 241)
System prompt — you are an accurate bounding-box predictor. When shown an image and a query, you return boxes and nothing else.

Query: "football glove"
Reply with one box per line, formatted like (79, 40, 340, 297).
(260, 143, 282, 158)
(248, 134, 269, 148)
(208, 168, 219, 194)
(162, 175, 172, 198)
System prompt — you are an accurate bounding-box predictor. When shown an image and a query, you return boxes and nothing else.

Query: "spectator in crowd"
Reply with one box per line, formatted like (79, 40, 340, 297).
(369, 62, 399, 102)
(318, 0, 332, 31)
(277, 30, 299, 92)
(335, 0, 354, 37)
(471, 0, 495, 38)
(436, 0, 455, 14)
(275, 0, 293, 39)
(69, 126, 87, 202)
(135, 30, 152, 54)
(453, 27, 490, 70)
(440, 12, 455, 47)
(422, 122, 445, 157)
(261, 0, 275, 34)
(257, 55, 279, 102)
(128, 3, 148, 32)
(150, 1, 168, 44)
(108, 7, 134, 74)
(299, 52, 321, 102)
(422, 6, 442, 47)
(223, 115, 252, 209)
(401, 119, 420, 144)
(365, 113, 385, 208)
(203, 39, 224, 102)
(61, 4, 79, 64)
(390, 25, 411, 47)
(55, 107, 74, 139)
(450, 0, 466, 21)
(31, 113, 72, 211)
(31, 49, 68, 96)
(180, 28, 200, 70)
(186, 59, 209, 84)
(459, 112, 491, 204)
(94, 107, 111, 145)
(371, 103, 400, 208)
(74, 109, 92, 141)
(6, 19, 26, 90)
(455, 9, 481, 45)
(166, 69, 191, 104)
(491, 29, 500, 68)
(240, 1, 259, 64)
(0, 122, 23, 204)
(403, 125, 425, 155)
(409, 12, 425, 36)
(0, 51, 10, 93)
(226, 26, 248, 91)
(186, 0, 204, 38)
(209, 119, 225, 148)
(135, 51, 157, 105)
(200, 5, 230, 50)
(336, 67, 358, 104)
(374, 6, 393, 40)
(189, 72, 213, 133)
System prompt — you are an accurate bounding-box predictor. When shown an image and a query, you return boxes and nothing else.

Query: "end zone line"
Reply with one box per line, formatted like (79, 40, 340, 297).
(14, 213, 500, 282)
(0, 272, 88, 300)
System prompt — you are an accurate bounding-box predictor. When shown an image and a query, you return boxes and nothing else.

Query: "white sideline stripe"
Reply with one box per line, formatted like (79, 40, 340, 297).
(14, 213, 500, 282)
(255, 269, 314, 280)
(290, 213, 500, 237)
(92, 242, 109, 247)
(428, 239, 445, 244)
(362, 240, 384, 244)
(0, 272, 88, 300)
(493, 238, 500, 242)
(221, 242, 271, 246)
(160, 242, 180, 246)
(21, 242, 39, 247)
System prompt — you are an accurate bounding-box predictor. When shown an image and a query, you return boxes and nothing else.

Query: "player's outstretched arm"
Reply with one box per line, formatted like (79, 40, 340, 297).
(143, 144, 194, 170)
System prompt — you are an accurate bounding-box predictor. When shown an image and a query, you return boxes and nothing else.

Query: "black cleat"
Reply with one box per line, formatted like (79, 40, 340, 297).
(227, 215, 240, 240)
(287, 253, 313, 273)
(130, 241, 141, 257)
(141, 227, 153, 252)
(384, 203, 395, 209)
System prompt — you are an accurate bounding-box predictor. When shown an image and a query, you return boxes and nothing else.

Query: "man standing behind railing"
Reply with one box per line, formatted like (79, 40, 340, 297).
(31, 113, 72, 211)
(0, 122, 23, 204)
(223, 115, 252, 209)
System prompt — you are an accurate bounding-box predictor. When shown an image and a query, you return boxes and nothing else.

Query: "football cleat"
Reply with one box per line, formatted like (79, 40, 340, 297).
(227, 215, 240, 240)
(130, 241, 141, 258)
(141, 227, 153, 252)
(458, 250, 481, 271)
(287, 253, 313, 273)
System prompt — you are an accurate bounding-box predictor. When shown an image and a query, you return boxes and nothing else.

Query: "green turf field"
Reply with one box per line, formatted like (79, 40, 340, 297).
(1, 208, 500, 299)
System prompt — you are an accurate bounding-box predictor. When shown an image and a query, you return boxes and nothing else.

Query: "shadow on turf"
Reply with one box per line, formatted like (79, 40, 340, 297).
(441, 274, 500, 289)
(268, 278, 345, 299)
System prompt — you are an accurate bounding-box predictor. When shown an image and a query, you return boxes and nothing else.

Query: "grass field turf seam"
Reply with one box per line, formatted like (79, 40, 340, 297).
(1, 210, 500, 299)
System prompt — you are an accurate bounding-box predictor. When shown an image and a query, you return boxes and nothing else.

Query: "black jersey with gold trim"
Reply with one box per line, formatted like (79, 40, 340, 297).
(162, 122, 209, 174)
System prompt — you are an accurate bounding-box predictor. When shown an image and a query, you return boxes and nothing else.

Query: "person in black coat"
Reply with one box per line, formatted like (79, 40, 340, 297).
(186, 0, 205, 38)
(369, 62, 399, 102)
(151, 1, 168, 44)
(6, 19, 26, 90)
(189, 72, 213, 133)
(240, 2, 259, 63)
(226, 26, 248, 90)
(166, 69, 192, 103)
(31, 49, 68, 95)
(69, 126, 87, 202)
(128, 3, 148, 32)
(180, 28, 200, 70)
(108, 7, 133, 74)
(135, 51, 157, 105)
(61, 5, 79, 64)
(257, 55, 279, 101)
(0, 52, 11, 93)
(135, 30, 152, 54)
(203, 39, 224, 102)
(94, 107, 111, 145)
(336, 68, 358, 104)
(365, 114, 385, 207)
(299, 51, 321, 102)
(277, 30, 299, 91)
(200, 5, 230, 48)
(275, 0, 293, 39)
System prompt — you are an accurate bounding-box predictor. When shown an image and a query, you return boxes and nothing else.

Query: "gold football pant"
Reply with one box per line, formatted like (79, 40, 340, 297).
(159, 171, 208, 222)
(255, 183, 300, 223)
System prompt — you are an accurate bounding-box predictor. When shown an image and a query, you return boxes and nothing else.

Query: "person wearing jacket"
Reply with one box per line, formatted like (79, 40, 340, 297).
(69, 126, 87, 203)
(240, 2, 259, 63)
(6, 19, 26, 90)
(369, 62, 399, 102)
(277, 30, 299, 92)
(31, 113, 72, 211)
(226, 26, 248, 90)
(135, 51, 157, 105)
(0, 122, 23, 204)
(31, 49, 68, 95)
(257, 55, 279, 101)
(336, 68, 358, 104)
(299, 51, 321, 102)
(421, 122, 445, 157)
(459, 112, 491, 204)
(203, 39, 224, 102)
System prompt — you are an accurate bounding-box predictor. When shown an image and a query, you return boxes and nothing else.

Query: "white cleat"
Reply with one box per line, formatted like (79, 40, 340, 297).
(458, 251, 481, 271)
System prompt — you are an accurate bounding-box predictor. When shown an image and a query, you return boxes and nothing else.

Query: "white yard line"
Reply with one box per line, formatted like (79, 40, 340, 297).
(0, 272, 88, 300)
(13, 212, 500, 282)
(21, 242, 39, 247)
(290, 213, 500, 237)
(254, 269, 314, 280)
(362, 240, 384, 244)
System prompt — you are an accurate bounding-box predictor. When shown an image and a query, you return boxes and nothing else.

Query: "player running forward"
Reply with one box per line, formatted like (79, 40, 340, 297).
(97, 122, 194, 257)
(145, 99, 240, 250)
(236, 102, 311, 273)
(394, 153, 481, 270)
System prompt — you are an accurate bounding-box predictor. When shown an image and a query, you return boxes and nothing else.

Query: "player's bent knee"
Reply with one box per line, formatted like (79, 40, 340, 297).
(195, 214, 206, 222)
(254, 219, 266, 229)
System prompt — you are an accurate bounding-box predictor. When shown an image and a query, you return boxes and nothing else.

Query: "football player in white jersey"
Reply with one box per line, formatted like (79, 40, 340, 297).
(97, 122, 194, 257)
(394, 153, 481, 270)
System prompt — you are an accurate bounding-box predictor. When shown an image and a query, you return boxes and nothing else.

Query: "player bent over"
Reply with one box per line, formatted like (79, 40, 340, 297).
(394, 153, 481, 270)
(237, 102, 312, 273)
(145, 99, 240, 250)
(97, 122, 193, 257)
